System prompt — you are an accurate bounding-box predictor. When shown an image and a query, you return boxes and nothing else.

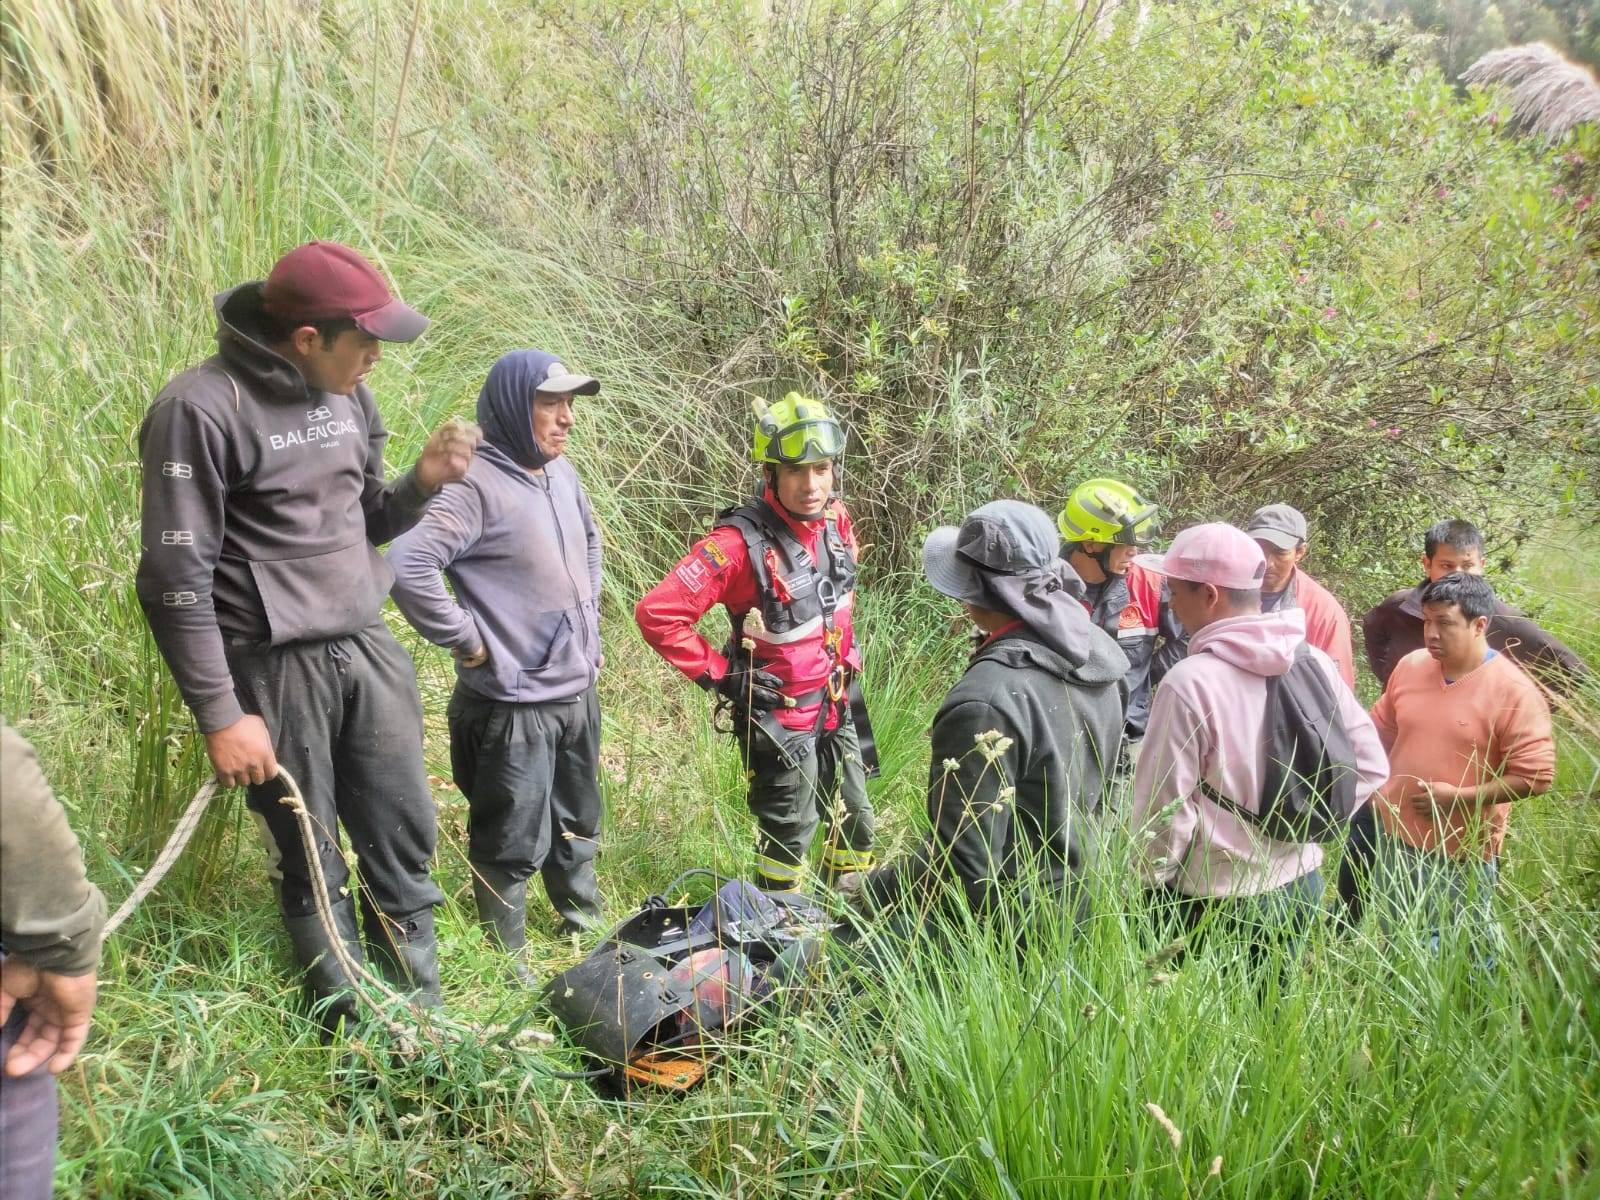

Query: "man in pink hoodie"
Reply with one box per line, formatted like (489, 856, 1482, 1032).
(1129, 524, 1389, 957)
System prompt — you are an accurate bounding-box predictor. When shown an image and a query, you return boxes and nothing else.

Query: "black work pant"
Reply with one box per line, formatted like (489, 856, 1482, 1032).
(447, 683, 604, 927)
(1151, 869, 1325, 978)
(229, 624, 443, 927)
(744, 712, 874, 890)
(1337, 802, 1382, 924)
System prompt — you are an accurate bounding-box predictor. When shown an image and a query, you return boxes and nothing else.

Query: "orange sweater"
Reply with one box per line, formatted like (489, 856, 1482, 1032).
(1369, 649, 1556, 861)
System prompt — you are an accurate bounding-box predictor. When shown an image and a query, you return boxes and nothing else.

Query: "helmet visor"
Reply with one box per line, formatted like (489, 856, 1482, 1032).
(1113, 502, 1161, 546)
(770, 417, 846, 464)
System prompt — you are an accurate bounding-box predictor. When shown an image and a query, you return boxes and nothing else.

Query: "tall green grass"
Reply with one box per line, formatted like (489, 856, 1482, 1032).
(2, 1, 1597, 1196)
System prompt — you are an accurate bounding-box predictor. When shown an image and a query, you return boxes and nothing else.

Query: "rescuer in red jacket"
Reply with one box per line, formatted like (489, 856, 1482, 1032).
(634, 394, 876, 892)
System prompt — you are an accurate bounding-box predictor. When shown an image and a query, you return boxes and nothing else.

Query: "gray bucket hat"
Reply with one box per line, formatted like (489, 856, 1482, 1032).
(923, 500, 1099, 663)
(923, 500, 1060, 603)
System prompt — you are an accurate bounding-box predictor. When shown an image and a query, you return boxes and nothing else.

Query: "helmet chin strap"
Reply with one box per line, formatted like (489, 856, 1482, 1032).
(780, 497, 828, 522)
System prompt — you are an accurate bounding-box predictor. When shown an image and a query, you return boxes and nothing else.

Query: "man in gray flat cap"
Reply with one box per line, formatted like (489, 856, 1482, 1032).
(862, 500, 1128, 923)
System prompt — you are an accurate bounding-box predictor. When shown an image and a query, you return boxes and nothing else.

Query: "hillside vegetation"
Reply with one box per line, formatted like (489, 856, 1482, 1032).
(2, 1, 1597, 1196)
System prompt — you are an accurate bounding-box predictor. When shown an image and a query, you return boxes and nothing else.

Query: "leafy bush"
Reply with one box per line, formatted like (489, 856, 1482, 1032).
(535, 0, 1598, 596)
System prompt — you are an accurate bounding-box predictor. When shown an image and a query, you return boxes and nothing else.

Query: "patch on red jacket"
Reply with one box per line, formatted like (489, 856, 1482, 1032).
(698, 541, 730, 572)
(676, 557, 711, 592)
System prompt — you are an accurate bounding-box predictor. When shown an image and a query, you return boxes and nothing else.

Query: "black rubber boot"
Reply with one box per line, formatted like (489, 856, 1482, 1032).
(363, 899, 444, 1009)
(542, 860, 603, 936)
(282, 898, 364, 1039)
(472, 863, 535, 986)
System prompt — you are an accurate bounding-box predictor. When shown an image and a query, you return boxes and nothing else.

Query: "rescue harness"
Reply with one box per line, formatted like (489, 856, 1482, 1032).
(713, 497, 880, 776)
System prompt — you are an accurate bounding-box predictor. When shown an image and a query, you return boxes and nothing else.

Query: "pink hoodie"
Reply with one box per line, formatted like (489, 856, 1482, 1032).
(1130, 607, 1389, 898)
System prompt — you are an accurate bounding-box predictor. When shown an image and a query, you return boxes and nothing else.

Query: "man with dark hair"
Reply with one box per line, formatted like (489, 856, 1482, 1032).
(388, 350, 606, 970)
(1362, 518, 1587, 690)
(137, 241, 480, 1029)
(1364, 572, 1556, 942)
(862, 501, 1128, 922)
(635, 393, 875, 893)
(1245, 504, 1356, 689)
(1129, 524, 1388, 957)
(1344, 518, 1584, 923)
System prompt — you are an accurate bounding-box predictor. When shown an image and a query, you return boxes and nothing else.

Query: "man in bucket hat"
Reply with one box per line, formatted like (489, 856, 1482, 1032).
(136, 241, 480, 1032)
(863, 501, 1129, 922)
(1128, 523, 1387, 962)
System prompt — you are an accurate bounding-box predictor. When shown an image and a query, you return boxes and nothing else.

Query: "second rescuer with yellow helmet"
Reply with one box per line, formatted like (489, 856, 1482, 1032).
(634, 393, 876, 892)
(1057, 479, 1188, 747)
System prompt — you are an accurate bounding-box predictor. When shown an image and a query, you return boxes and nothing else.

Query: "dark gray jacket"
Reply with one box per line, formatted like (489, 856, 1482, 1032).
(136, 284, 433, 732)
(386, 446, 602, 704)
(869, 627, 1127, 916)
(1363, 583, 1588, 693)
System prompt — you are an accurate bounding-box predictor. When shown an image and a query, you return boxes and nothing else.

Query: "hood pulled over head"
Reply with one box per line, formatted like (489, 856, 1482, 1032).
(476, 349, 599, 471)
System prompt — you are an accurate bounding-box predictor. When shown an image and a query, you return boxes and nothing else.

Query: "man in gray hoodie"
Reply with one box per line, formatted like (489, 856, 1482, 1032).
(863, 501, 1129, 923)
(387, 350, 605, 962)
(137, 242, 478, 1029)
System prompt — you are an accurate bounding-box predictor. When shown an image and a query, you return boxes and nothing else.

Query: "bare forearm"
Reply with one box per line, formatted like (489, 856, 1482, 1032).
(1457, 773, 1544, 808)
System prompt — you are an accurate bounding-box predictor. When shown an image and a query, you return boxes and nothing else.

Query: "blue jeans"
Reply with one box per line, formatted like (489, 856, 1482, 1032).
(0, 1003, 57, 1200)
(1371, 832, 1500, 965)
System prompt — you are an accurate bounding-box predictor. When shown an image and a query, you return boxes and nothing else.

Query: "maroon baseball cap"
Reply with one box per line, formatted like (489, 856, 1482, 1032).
(262, 241, 428, 343)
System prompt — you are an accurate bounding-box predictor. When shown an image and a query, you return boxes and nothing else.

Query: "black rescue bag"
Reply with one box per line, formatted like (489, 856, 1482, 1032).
(1200, 643, 1361, 843)
(543, 871, 835, 1093)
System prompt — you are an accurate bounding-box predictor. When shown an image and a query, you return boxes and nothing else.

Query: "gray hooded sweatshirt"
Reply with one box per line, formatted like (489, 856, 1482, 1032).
(385, 351, 601, 704)
(136, 284, 434, 733)
(867, 625, 1128, 917)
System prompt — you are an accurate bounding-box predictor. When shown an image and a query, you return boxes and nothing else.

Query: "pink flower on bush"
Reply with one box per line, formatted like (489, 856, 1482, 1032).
(1577, 195, 1594, 214)
(1323, 306, 1338, 319)
(1435, 185, 1451, 201)
(1366, 417, 1379, 429)
(1296, 271, 1310, 285)
(1553, 184, 1567, 199)
(1563, 151, 1586, 167)
(1386, 426, 1403, 439)
(1212, 210, 1235, 231)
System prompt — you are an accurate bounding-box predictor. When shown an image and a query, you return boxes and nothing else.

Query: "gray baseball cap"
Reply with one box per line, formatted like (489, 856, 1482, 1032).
(536, 359, 600, 396)
(1246, 503, 1308, 550)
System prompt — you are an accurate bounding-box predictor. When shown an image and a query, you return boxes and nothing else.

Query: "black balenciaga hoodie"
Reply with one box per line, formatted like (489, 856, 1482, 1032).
(136, 283, 432, 732)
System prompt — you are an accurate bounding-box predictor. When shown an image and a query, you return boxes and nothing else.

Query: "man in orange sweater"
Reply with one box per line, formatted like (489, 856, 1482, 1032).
(1365, 572, 1556, 944)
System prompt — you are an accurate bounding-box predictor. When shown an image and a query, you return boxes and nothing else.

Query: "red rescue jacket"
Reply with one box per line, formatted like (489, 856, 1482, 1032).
(635, 488, 861, 732)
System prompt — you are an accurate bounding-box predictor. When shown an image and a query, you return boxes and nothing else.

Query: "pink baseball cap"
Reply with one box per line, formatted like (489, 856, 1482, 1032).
(262, 241, 428, 342)
(1133, 522, 1267, 590)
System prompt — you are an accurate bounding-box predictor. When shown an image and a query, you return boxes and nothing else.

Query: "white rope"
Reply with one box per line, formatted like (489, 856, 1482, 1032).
(101, 776, 222, 940)
(98, 766, 548, 1054)
(273, 764, 433, 1050)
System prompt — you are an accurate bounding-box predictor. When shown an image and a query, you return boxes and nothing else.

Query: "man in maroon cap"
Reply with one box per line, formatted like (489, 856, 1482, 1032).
(136, 241, 479, 1031)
